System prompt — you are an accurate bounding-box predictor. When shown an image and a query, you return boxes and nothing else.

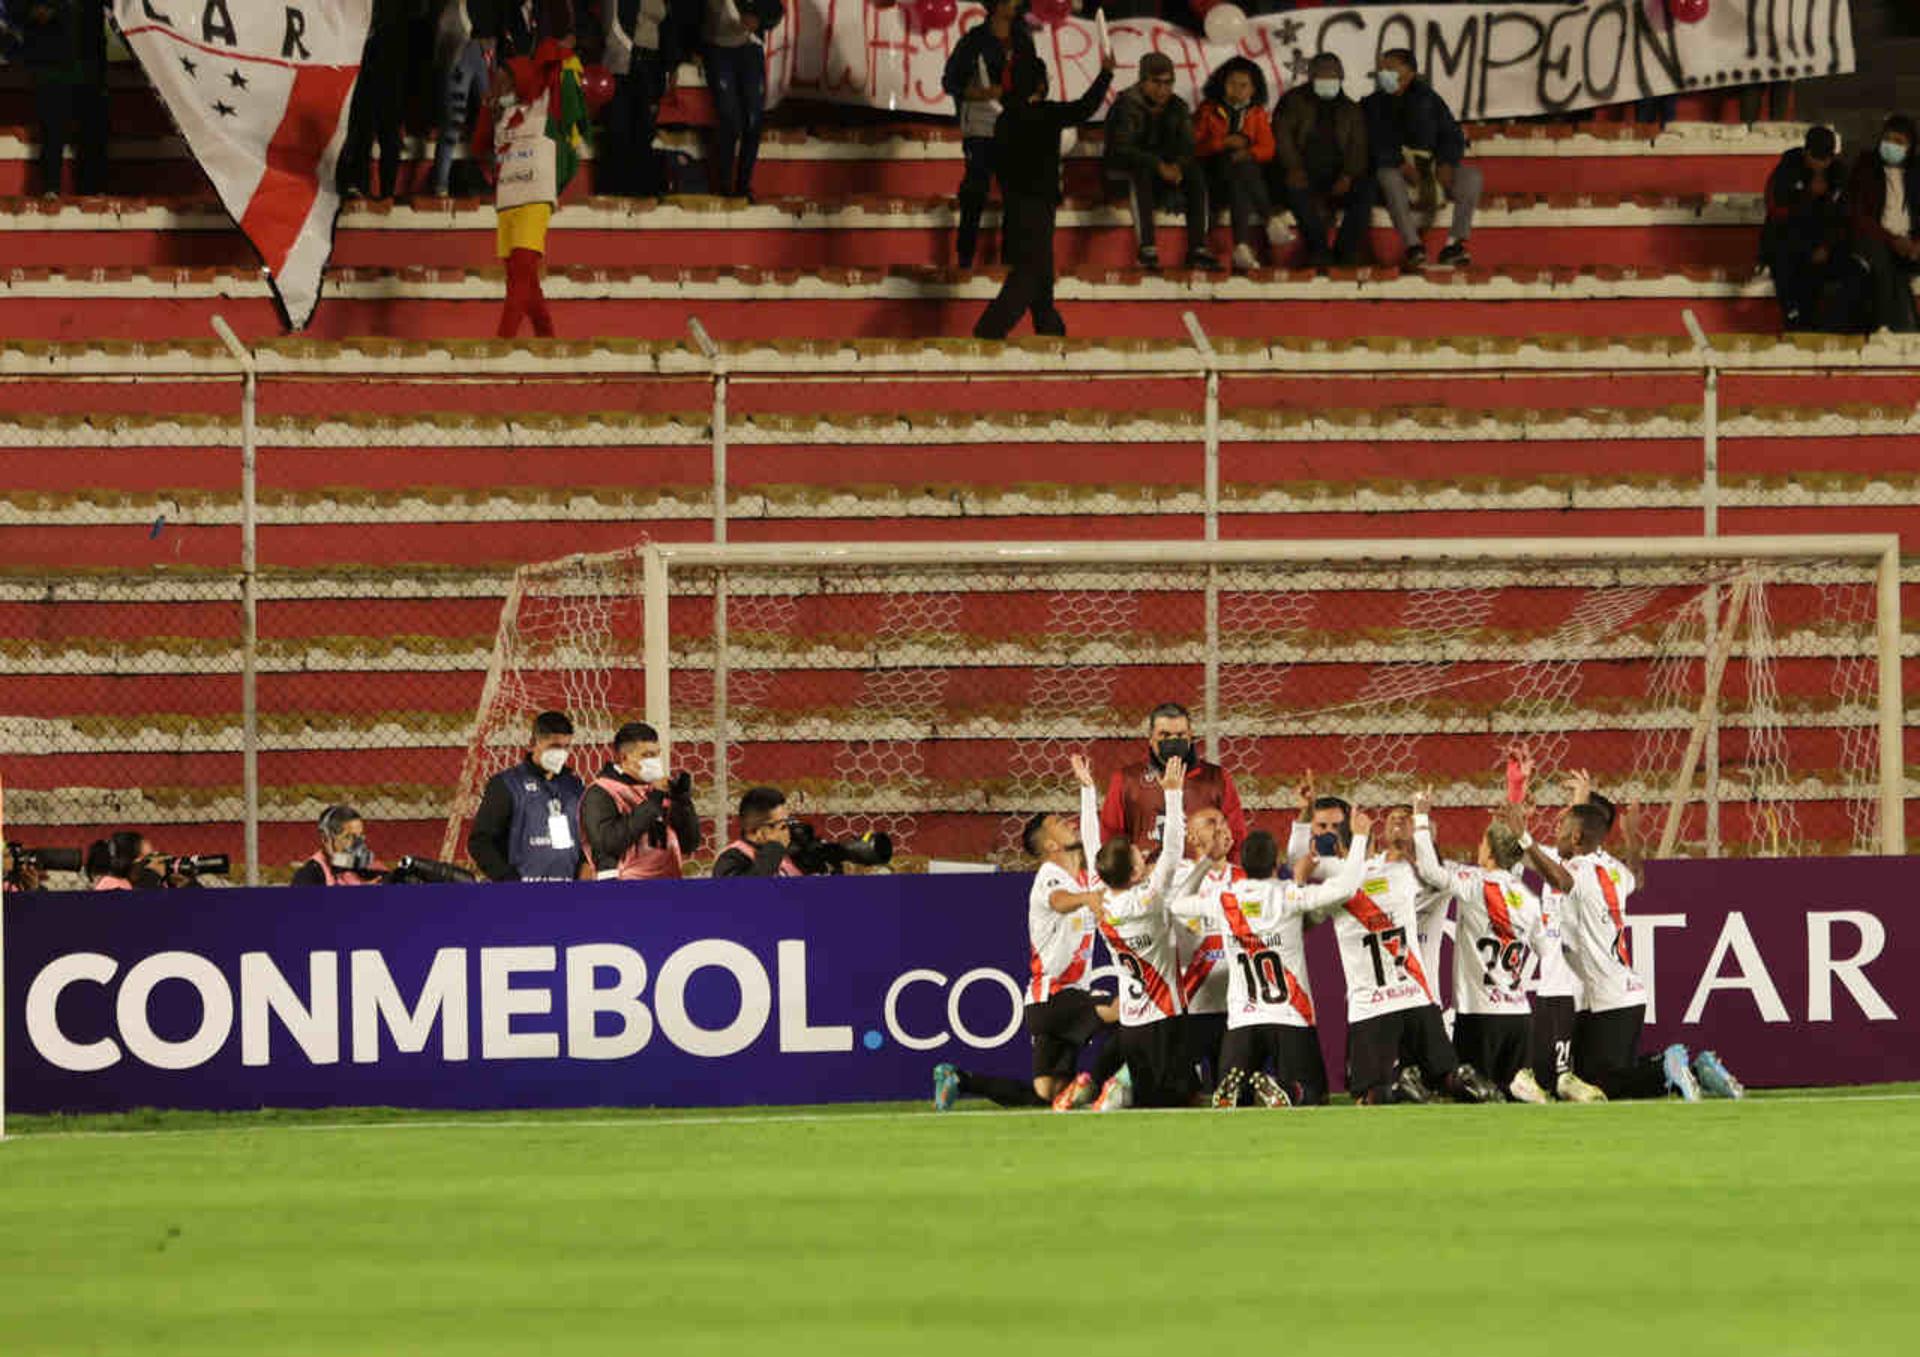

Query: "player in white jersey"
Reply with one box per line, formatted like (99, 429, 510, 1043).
(1511, 763, 1604, 1101)
(1288, 783, 1500, 1104)
(1083, 754, 1191, 1109)
(1410, 790, 1546, 1101)
(1170, 805, 1238, 1096)
(934, 761, 1114, 1111)
(1205, 818, 1371, 1108)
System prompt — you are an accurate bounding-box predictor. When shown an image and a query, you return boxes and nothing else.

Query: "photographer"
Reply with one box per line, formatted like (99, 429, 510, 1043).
(468, 709, 587, 882)
(712, 786, 802, 878)
(580, 721, 700, 879)
(82, 831, 211, 890)
(4, 842, 80, 892)
(291, 805, 388, 887)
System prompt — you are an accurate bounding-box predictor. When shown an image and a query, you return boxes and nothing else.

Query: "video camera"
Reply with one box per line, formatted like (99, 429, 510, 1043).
(785, 821, 893, 876)
(388, 855, 479, 885)
(157, 853, 231, 881)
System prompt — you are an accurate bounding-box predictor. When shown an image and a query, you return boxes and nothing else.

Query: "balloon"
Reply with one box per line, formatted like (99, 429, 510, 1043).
(1030, 0, 1072, 26)
(580, 65, 616, 114)
(912, 0, 957, 28)
(1203, 1, 1248, 44)
(1667, 0, 1709, 21)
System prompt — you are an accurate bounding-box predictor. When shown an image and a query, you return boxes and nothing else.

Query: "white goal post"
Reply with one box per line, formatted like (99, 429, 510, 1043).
(632, 534, 1904, 859)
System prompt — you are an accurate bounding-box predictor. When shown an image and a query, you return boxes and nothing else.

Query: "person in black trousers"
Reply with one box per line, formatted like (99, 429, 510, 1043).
(1761, 125, 1845, 331)
(11, 0, 108, 196)
(972, 51, 1116, 341)
(940, 0, 1037, 268)
(339, 0, 422, 199)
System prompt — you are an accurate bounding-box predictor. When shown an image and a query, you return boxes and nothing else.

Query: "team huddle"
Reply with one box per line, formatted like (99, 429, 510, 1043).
(934, 752, 1746, 1111)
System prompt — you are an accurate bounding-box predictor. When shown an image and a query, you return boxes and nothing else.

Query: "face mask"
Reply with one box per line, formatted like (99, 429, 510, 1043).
(636, 755, 666, 783)
(536, 746, 569, 775)
(1881, 139, 1909, 167)
(1375, 69, 1400, 95)
(1312, 831, 1343, 857)
(331, 836, 372, 872)
(1313, 78, 1341, 100)
(1154, 737, 1195, 767)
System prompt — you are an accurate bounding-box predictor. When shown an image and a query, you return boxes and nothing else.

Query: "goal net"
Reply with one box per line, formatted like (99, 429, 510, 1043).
(444, 536, 1901, 867)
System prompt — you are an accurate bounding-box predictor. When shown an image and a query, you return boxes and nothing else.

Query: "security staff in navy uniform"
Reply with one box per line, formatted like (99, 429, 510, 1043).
(467, 709, 588, 881)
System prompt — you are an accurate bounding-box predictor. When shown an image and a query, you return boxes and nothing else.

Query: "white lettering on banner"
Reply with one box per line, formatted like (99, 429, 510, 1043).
(480, 947, 560, 1061)
(565, 943, 653, 1060)
(1807, 911, 1895, 1022)
(117, 952, 235, 1071)
(1682, 912, 1790, 1024)
(24, 952, 122, 1072)
(240, 952, 340, 1067)
(653, 940, 772, 1058)
(1627, 914, 1687, 1022)
(883, 969, 949, 1051)
(947, 968, 1024, 1049)
(350, 947, 470, 1063)
(760, 1, 1855, 123)
(777, 940, 854, 1054)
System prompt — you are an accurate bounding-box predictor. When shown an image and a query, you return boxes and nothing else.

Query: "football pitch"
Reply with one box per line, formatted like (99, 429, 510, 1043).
(3, 1090, 1918, 1356)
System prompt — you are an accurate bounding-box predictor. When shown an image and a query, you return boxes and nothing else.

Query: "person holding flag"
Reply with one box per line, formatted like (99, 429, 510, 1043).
(476, 0, 591, 337)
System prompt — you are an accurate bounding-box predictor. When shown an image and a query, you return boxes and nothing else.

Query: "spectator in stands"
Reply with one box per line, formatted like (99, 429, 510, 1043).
(291, 806, 388, 887)
(1100, 701, 1246, 863)
(1847, 114, 1920, 334)
(1273, 52, 1374, 269)
(1762, 124, 1846, 331)
(712, 786, 804, 877)
(431, 1, 494, 197)
(1193, 56, 1281, 272)
(603, 0, 692, 196)
(340, 0, 423, 200)
(580, 721, 700, 878)
(972, 50, 1116, 339)
(9, 0, 108, 196)
(471, 0, 534, 56)
(702, 0, 784, 201)
(941, 0, 1037, 270)
(467, 709, 587, 881)
(1364, 48, 1479, 271)
(1104, 51, 1217, 271)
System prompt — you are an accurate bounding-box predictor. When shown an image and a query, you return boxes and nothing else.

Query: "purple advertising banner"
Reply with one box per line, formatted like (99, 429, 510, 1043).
(2, 856, 1913, 1115)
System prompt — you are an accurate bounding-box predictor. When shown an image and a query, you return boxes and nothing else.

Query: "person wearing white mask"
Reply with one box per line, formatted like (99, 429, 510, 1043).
(1846, 113, 1919, 333)
(579, 720, 701, 880)
(1271, 52, 1376, 270)
(468, 709, 588, 881)
(1363, 48, 1481, 271)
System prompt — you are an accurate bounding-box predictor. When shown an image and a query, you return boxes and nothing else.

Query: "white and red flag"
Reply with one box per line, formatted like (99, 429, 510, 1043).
(114, 0, 372, 329)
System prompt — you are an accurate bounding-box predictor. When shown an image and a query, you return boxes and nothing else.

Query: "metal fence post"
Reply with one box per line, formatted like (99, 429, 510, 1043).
(1685, 310, 1722, 856)
(212, 316, 261, 886)
(1183, 311, 1221, 756)
(689, 318, 730, 841)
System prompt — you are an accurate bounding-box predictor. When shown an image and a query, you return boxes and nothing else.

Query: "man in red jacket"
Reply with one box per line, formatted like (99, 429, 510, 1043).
(1100, 702, 1246, 864)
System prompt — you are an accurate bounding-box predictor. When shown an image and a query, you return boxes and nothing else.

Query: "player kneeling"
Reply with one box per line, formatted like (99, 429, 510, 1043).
(1207, 818, 1371, 1108)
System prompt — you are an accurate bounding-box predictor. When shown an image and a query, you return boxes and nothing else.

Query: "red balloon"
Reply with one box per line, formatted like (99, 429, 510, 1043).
(913, 0, 958, 28)
(581, 65, 616, 114)
(1667, 0, 1709, 22)
(1029, 0, 1073, 25)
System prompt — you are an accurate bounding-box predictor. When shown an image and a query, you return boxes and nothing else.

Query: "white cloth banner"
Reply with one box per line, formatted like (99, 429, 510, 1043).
(114, 0, 372, 330)
(760, 0, 1856, 121)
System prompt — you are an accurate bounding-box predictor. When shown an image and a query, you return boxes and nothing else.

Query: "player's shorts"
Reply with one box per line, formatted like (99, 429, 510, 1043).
(1530, 994, 1576, 1087)
(1349, 1004, 1458, 1099)
(1572, 1002, 1667, 1098)
(1218, 1023, 1329, 1105)
(1453, 1013, 1531, 1086)
(1025, 988, 1107, 1080)
(1181, 1011, 1228, 1089)
(1111, 1020, 1192, 1108)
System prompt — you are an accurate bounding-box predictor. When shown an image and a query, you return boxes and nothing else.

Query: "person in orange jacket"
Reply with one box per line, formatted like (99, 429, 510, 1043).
(1193, 57, 1284, 272)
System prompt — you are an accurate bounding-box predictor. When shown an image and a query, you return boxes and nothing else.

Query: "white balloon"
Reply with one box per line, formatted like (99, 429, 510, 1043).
(1203, 2, 1249, 44)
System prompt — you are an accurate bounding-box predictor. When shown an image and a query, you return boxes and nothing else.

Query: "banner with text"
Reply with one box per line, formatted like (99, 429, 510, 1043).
(762, 0, 1854, 121)
(2, 856, 1911, 1115)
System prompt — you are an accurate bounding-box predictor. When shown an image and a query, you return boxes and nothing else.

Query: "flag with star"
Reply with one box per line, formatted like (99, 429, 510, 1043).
(114, 0, 373, 329)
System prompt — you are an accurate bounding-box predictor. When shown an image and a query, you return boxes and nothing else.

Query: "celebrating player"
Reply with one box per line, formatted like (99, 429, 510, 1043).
(1170, 806, 1239, 1096)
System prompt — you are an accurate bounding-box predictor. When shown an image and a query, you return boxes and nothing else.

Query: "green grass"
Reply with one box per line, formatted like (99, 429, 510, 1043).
(3, 1091, 1919, 1356)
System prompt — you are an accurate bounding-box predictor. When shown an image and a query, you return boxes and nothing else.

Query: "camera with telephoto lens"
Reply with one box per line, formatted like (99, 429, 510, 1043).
(784, 821, 893, 875)
(158, 853, 231, 880)
(5, 842, 84, 886)
(388, 855, 479, 885)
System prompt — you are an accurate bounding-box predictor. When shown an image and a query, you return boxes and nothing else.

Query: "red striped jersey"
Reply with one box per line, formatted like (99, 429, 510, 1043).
(1329, 857, 1436, 1022)
(1207, 838, 1370, 1030)
(1026, 859, 1097, 1003)
(1528, 844, 1580, 1001)
(1171, 860, 1241, 1015)
(1095, 788, 1187, 1027)
(1562, 851, 1645, 1013)
(1447, 867, 1544, 1016)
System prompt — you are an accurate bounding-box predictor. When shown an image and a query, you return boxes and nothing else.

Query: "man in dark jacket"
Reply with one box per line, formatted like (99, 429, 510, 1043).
(1103, 51, 1215, 271)
(941, 0, 1037, 269)
(579, 721, 701, 878)
(1762, 125, 1846, 331)
(972, 51, 1115, 340)
(1363, 48, 1478, 270)
(9, 0, 108, 196)
(711, 785, 800, 877)
(1846, 114, 1919, 334)
(467, 709, 587, 881)
(1272, 52, 1374, 269)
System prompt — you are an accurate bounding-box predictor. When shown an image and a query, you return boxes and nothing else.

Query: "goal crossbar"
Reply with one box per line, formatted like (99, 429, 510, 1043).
(636, 534, 1905, 857)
